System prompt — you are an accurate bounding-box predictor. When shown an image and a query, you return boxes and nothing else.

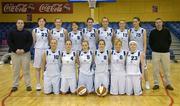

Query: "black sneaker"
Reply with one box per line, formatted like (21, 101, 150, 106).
(11, 87, 18, 92)
(26, 86, 32, 91)
(166, 85, 174, 91)
(153, 85, 159, 90)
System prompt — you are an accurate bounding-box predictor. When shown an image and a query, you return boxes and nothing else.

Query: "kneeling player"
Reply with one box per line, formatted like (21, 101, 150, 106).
(126, 41, 144, 96)
(78, 40, 94, 93)
(94, 39, 109, 95)
(110, 39, 126, 95)
(60, 40, 77, 94)
(42, 39, 61, 94)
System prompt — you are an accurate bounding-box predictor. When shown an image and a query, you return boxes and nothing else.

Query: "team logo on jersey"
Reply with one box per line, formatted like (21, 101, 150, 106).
(119, 55, 123, 59)
(60, 33, 64, 37)
(136, 33, 141, 37)
(107, 33, 112, 36)
(71, 56, 74, 60)
(123, 33, 128, 37)
(104, 55, 107, 60)
(87, 55, 90, 59)
(54, 55, 59, 59)
(77, 36, 80, 40)
(90, 33, 95, 38)
(130, 56, 138, 63)
(41, 33, 48, 38)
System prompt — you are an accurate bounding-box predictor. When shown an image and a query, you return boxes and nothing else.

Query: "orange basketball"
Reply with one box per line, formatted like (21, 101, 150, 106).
(77, 86, 88, 96)
(96, 85, 108, 97)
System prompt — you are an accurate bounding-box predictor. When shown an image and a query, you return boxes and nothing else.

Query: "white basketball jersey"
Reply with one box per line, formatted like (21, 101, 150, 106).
(33, 27, 49, 49)
(51, 28, 66, 51)
(79, 50, 93, 75)
(98, 27, 113, 51)
(61, 51, 76, 78)
(111, 50, 126, 75)
(69, 30, 83, 51)
(129, 27, 145, 51)
(126, 50, 141, 75)
(44, 49, 61, 77)
(115, 29, 129, 51)
(82, 28, 97, 51)
(94, 50, 109, 73)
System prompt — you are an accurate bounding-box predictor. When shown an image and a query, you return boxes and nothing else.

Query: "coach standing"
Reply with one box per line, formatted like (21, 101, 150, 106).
(7, 19, 33, 92)
(149, 18, 174, 90)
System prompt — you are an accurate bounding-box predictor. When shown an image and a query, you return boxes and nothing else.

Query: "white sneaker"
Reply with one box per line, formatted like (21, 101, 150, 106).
(10, 60, 12, 65)
(0, 61, 4, 65)
(36, 84, 41, 91)
(145, 81, 150, 90)
(144, 65, 148, 70)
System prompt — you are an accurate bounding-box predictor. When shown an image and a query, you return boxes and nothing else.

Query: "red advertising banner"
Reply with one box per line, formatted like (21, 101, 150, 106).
(2, 2, 73, 14)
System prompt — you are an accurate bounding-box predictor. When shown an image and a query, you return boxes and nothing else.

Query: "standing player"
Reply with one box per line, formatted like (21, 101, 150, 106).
(129, 17, 150, 89)
(115, 20, 129, 51)
(60, 40, 78, 94)
(94, 39, 109, 92)
(68, 22, 83, 52)
(51, 18, 68, 51)
(42, 39, 61, 94)
(126, 41, 144, 96)
(98, 17, 115, 51)
(78, 40, 94, 93)
(110, 39, 126, 95)
(82, 17, 98, 52)
(32, 18, 51, 91)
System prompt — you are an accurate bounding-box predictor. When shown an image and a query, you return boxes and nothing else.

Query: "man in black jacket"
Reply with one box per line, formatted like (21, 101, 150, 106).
(149, 18, 174, 90)
(7, 19, 33, 92)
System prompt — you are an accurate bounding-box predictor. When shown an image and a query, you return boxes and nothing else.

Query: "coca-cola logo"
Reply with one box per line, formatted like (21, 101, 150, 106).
(39, 4, 64, 12)
(2, 2, 73, 14)
(3, 3, 28, 13)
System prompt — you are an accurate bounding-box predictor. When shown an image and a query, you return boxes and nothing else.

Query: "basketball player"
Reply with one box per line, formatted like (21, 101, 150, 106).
(94, 39, 109, 92)
(82, 17, 98, 52)
(42, 39, 61, 94)
(115, 20, 129, 51)
(51, 18, 68, 51)
(98, 17, 115, 51)
(68, 22, 83, 52)
(126, 41, 144, 96)
(77, 40, 94, 93)
(129, 17, 150, 89)
(32, 18, 51, 91)
(60, 40, 77, 94)
(110, 39, 126, 95)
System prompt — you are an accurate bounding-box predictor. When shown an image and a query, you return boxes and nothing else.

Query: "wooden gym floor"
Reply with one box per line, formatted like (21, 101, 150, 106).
(0, 62, 179, 106)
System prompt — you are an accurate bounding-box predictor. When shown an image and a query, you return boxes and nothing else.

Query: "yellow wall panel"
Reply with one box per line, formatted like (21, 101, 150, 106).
(0, 0, 180, 22)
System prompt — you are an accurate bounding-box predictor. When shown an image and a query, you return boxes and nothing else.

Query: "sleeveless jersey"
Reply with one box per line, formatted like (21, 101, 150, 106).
(126, 50, 141, 75)
(44, 49, 61, 77)
(98, 27, 113, 50)
(115, 29, 129, 51)
(129, 27, 145, 51)
(33, 27, 49, 49)
(51, 28, 66, 51)
(61, 51, 76, 78)
(69, 30, 83, 51)
(82, 28, 97, 51)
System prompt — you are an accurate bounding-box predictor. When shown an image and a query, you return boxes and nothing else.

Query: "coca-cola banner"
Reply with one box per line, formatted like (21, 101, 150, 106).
(2, 2, 73, 14)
